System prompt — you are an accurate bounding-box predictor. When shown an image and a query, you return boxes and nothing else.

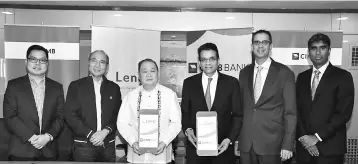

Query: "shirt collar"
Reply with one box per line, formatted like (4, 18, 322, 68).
(92, 76, 103, 86)
(28, 74, 45, 85)
(312, 61, 329, 75)
(255, 57, 271, 69)
(140, 83, 160, 93)
(202, 71, 219, 81)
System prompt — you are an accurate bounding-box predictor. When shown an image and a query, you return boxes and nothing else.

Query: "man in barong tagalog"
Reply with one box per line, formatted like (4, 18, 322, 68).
(117, 58, 182, 164)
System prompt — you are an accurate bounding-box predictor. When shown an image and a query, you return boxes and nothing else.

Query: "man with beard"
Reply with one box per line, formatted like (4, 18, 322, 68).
(296, 33, 354, 164)
(3, 45, 65, 161)
(64, 50, 122, 162)
(238, 30, 297, 164)
(181, 43, 242, 164)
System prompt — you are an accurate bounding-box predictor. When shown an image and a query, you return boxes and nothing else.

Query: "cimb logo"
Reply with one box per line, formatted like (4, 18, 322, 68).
(292, 53, 308, 60)
(188, 63, 197, 73)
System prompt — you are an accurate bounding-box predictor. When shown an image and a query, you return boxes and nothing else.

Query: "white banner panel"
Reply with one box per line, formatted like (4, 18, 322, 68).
(3, 24, 80, 118)
(91, 26, 161, 96)
(187, 29, 252, 79)
(271, 48, 342, 65)
(5, 42, 80, 60)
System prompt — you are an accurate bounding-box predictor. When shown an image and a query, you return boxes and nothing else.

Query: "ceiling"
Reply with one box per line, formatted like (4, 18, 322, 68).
(1, 1, 358, 11)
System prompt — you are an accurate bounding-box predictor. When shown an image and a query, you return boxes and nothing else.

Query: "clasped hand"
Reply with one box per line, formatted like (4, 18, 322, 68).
(132, 141, 166, 155)
(299, 135, 320, 156)
(29, 134, 50, 149)
(90, 129, 109, 146)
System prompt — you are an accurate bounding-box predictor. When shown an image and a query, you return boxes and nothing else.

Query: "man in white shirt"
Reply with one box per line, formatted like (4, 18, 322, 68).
(296, 33, 354, 164)
(117, 58, 181, 164)
(181, 43, 243, 164)
(64, 50, 122, 162)
(238, 30, 296, 164)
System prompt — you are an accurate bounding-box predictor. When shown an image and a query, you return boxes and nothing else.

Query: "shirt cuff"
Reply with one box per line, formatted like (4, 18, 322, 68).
(87, 130, 94, 139)
(45, 133, 54, 141)
(104, 126, 113, 133)
(185, 128, 193, 136)
(315, 133, 323, 142)
(28, 135, 36, 142)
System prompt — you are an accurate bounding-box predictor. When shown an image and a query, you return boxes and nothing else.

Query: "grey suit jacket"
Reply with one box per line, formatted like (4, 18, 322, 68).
(238, 59, 297, 155)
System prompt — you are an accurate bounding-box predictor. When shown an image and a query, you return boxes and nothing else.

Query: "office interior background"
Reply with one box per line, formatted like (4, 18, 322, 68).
(0, 1, 357, 163)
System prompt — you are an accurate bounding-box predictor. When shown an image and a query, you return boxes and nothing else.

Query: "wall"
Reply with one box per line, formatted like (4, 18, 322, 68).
(0, 9, 357, 138)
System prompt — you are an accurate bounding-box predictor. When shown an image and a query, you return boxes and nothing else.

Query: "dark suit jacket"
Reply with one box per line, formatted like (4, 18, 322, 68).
(64, 76, 122, 143)
(296, 63, 354, 161)
(3, 75, 65, 158)
(181, 72, 242, 147)
(238, 59, 297, 155)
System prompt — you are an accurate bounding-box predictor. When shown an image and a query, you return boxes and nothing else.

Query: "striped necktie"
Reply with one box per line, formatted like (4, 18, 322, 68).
(311, 70, 321, 100)
(254, 66, 263, 103)
(205, 78, 213, 111)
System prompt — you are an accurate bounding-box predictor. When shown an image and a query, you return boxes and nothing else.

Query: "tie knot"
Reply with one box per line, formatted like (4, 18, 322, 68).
(257, 65, 263, 71)
(208, 78, 213, 82)
(314, 70, 321, 75)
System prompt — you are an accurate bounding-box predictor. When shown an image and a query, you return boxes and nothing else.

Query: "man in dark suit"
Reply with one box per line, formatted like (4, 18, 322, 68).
(238, 30, 297, 164)
(296, 33, 354, 164)
(3, 45, 65, 161)
(181, 43, 242, 164)
(64, 50, 122, 162)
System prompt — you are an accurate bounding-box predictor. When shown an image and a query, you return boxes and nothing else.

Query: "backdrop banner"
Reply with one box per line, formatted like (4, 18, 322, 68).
(2, 24, 80, 117)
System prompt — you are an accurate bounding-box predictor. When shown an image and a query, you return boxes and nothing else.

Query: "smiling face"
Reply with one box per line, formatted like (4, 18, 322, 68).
(139, 61, 159, 86)
(88, 51, 108, 78)
(26, 50, 48, 77)
(251, 32, 272, 60)
(199, 50, 219, 77)
(308, 41, 330, 69)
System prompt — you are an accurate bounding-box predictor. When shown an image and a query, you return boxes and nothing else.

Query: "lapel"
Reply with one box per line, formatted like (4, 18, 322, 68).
(41, 77, 52, 126)
(22, 75, 40, 129)
(255, 59, 279, 107)
(100, 76, 110, 119)
(312, 63, 333, 102)
(304, 68, 314, 102)
(247, 64, 255, 105)
(85, 76, 97, 120)
(196, 73, 209, 111)
(211, 72, 224, 111)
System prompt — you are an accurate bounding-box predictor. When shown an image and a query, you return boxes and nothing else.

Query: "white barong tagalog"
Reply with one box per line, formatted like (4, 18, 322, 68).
(117, 84, 182, 163)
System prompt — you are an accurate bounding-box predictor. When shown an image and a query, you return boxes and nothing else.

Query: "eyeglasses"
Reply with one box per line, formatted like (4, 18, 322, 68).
(27, 57, 48, 64)
(200, 57, 218, 63)
(89, 58, 108, 67)
(253, 40, 271, 46)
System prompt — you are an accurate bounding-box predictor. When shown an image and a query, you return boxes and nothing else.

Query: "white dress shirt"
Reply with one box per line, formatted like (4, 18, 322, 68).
(93, 77, 103, 131)
(311, 61, 330, 142)
(28, 74, 45, 133)
(310, 61, 329, 89)
(117, 84, 182, 163)
(202, 71, 219, 106)
(253, 58, 272, 98)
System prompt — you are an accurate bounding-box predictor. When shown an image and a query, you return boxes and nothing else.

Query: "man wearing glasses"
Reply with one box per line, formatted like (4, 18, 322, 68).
(238, 30, 297, 164)
(64, 50, 122, 162)
(3, 45, 65, 161)
(181, 43, 242, 164)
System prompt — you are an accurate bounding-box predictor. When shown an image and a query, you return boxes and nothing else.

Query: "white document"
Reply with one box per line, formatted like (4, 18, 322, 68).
(139, 114, 159, 148)
(197, 116, 218, 151)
